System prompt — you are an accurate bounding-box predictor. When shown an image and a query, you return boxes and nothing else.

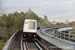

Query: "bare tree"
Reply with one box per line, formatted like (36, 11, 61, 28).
(65, 20, 69, 24)
(0, 0, 5, 16)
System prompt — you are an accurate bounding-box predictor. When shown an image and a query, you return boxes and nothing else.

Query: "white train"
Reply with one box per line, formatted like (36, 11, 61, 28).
(23, 19, 37, 41)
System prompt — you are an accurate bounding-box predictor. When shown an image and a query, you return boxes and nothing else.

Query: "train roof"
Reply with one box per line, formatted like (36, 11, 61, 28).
(57, 27, 73, 32)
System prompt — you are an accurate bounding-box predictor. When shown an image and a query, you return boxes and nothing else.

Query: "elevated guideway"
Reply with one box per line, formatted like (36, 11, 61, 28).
(3, 26, 75, 50)
(37, 26, 75, 50)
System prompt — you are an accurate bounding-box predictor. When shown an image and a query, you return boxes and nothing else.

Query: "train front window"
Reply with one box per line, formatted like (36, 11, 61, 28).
(28, 21, 35, 29)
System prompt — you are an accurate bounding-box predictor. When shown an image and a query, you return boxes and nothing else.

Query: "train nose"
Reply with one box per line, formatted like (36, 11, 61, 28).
(28, 34, 32, 37)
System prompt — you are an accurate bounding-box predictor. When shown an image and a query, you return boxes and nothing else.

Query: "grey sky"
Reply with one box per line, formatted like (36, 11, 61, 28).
(2, 0, 75, 22)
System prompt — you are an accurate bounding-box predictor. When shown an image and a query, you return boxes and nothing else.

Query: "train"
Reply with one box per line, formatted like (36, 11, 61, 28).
(23, 19, 37, 41)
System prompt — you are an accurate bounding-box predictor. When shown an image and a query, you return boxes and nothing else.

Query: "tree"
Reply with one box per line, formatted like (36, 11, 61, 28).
(0, 14, 7, 27)
(52, 20, 56, 25)
(55, 22, 63, 26)
(6, 13, 14, 28)
(65, 20, 69, 24)
(44, 15, 48, 20)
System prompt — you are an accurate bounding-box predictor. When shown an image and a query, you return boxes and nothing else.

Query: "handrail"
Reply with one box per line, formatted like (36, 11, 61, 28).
(40, 26, 75, 47)
(2, 29, 23, 50)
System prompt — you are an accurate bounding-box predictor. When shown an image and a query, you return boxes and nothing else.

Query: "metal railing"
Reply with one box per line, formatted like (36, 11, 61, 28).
(40, 26, 75, 45)
(2, 29, 23, 50)
(54, 31, 75, 41)
(40, 26, 75, 42)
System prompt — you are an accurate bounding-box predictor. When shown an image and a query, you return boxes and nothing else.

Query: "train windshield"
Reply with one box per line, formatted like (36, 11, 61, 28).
(28, 21, 35, 29)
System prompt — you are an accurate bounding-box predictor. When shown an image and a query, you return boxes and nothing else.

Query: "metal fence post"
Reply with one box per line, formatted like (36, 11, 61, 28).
(64, 32, 65, 40)
(54, 30, 55, 38)
(69, 32, 70, 41)
(60, 31, 61, 39)
(56, 31, 57, 38)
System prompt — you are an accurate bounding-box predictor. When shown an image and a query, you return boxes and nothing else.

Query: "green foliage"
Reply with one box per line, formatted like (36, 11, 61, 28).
(71, 26, 75, 31)
(0, 39, 6, 50)
(55, 22, 63, 26)
(70, 32, 75, 34)
(0, 14, 7, 27)
(70, 26, 75, 34)
(44, 15, 48, 20)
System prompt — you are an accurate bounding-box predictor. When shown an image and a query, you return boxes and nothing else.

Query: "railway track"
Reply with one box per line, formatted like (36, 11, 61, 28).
(27, 42, 38, 50)
(21, 37, 49, 50)
(11, 33, 22, 50)
(3, 27, 50, 50)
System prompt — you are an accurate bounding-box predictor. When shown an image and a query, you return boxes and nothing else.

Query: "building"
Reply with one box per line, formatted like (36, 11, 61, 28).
(68, 21, 75, 26)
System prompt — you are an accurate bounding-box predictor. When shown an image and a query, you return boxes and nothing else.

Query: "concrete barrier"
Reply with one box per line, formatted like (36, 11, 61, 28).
(2, 29, 23, 50)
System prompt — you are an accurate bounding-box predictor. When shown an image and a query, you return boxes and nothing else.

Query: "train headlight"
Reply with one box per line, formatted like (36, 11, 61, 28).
(34, 35, 36, 37)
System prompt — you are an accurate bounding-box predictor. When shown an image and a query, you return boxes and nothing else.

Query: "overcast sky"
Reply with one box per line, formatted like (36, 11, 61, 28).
(2, 0, 75, 22)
